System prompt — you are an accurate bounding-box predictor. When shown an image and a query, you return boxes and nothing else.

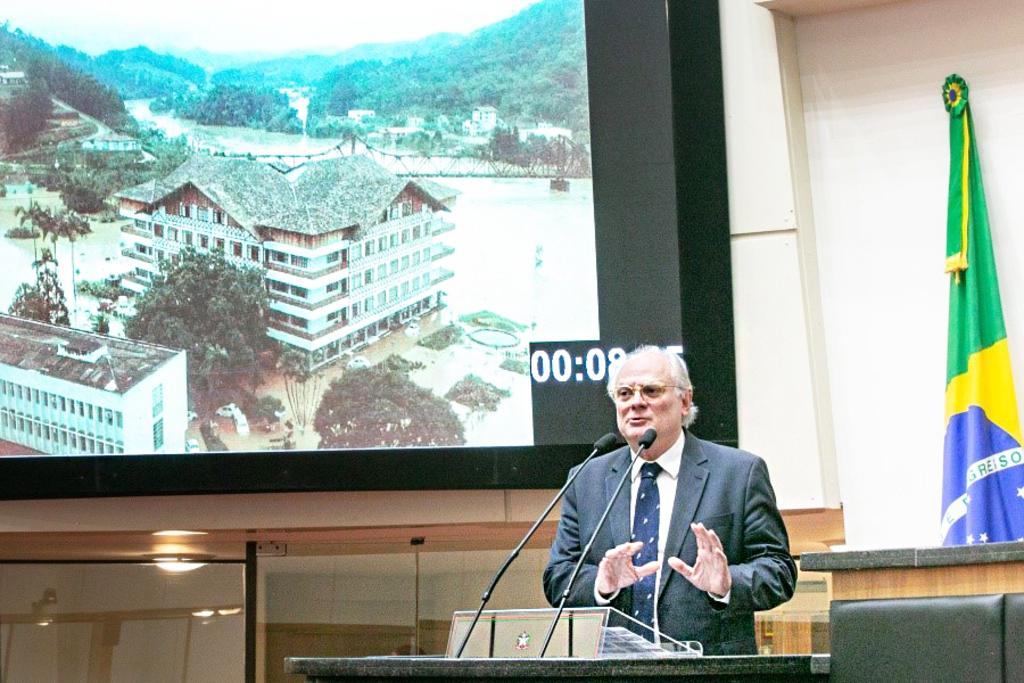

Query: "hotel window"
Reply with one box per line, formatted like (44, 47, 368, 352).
(401, 229, 410, 243)
(154, 224, 164, 238)
(290, 286, 308, 299)
(270, 281, 288, 293)
(327, 250, 340, 263)
(390, 260, 399, 275)
(364, 241, 374, 256)
(233, 242, 243, 258)
(423, 247, 430, 261)
(352, 272, 362, 289)
(378, 237, 387, 252)
(116, 412, 123, 428)
(389, 286, 398, 302)
(378, 292, 387, 307)
(168, 227, 178, 241)
(413, 226, 421, 239)
(215, 238, 225, 251)
(249, 246, 260, 261)
(153, 418, 164, 450)
(390, 234, 399, 248)
(184, 230, 193, 245)
(214, 210, 223, 224)
(152, 385, 163, 418)
(365, 296, 374, 312)
(401, 281, 410, 296)
(352, 243, 362, 259)
(377, 265, 386, 280)
(352, 302, 360, 317)
(327, 281, 339, 293)
(200, 235, 209, 249)
(401, 255, 410, 270)
(364, 269, 373, 284)
(291, 255, 309, 269)
(180, 204, 190, 218)
(413, 252, 421, 266)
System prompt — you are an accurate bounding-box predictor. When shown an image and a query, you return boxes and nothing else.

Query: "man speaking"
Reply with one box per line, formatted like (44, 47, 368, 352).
(543, 345, 796, 655)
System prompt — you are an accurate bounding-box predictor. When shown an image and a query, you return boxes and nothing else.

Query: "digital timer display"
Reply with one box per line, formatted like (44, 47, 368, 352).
(530, 344, 684, 384)
(529, 342, 685, 444)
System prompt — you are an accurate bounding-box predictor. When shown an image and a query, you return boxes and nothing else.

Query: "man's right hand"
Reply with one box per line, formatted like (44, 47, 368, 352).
(596, 541, 660, 597)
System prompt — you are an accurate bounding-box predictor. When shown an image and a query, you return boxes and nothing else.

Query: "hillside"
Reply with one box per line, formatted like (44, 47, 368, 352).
(308, 0, 588, 133)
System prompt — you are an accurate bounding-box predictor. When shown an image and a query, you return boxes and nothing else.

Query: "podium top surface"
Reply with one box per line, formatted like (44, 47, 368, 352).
(800, 540, 1024, 572)
(284, 655, 830, 681)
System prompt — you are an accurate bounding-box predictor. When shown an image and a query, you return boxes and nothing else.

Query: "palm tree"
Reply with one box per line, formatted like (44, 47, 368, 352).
(278, 348, 323, 432)
(46, 209, 92, 326)
(13, 201, 51, 262)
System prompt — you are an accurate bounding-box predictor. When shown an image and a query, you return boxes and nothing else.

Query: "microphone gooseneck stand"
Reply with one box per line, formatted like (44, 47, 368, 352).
(538, 428, 658, 658)
(453, 432, 621, 658)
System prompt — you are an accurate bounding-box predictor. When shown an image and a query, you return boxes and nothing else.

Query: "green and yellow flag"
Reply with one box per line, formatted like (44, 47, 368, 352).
(940, 74, 1024, 545)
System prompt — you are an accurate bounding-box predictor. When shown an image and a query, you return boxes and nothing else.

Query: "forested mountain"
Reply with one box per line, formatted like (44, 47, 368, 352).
(89, 46, 207, 98)
(0, 24, 130, 129)
(212, 32, 465, 88)
(308, 0, 588, 134)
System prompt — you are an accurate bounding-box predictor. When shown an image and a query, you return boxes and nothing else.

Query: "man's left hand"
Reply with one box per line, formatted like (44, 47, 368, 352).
(667, 522, 732, 598)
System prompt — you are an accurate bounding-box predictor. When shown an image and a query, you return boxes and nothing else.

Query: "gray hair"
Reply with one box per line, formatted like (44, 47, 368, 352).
(605, 345, 699, 428)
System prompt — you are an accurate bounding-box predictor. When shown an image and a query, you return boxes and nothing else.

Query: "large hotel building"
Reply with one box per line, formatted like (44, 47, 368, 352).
(0, 314, 187, 456)
(116, 154, 456, 369)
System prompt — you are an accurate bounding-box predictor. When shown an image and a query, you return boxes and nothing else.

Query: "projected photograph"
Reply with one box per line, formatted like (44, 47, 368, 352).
(0, 0, 597, 456)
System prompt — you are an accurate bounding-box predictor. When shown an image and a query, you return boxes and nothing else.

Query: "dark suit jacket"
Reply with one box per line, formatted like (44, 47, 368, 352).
(542, 431, 797, 655)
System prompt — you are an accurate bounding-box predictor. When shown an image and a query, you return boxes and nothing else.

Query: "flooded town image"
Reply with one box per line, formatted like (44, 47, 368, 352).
(0, 0, 597, 455)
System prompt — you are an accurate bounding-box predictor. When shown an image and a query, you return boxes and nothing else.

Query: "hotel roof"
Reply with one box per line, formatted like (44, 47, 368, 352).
(116, 154, 458, 237)
(0, 314, 183, 394)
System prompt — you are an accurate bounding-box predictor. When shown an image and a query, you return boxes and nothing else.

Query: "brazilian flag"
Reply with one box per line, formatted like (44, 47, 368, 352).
(940, 75, 1024, 546)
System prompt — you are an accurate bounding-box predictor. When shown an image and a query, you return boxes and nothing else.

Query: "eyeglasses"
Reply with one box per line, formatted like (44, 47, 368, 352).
(612, 383, 682, 403)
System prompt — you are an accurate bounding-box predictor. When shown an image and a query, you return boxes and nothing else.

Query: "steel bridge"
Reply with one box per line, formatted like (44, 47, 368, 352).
(251, 134, 592, 180)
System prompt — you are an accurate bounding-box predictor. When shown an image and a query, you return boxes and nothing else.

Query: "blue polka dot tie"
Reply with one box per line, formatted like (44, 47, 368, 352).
(631, 461, 662, 639)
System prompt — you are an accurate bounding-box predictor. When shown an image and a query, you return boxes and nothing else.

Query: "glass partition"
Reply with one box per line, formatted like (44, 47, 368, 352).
(0, 562, 244, 683)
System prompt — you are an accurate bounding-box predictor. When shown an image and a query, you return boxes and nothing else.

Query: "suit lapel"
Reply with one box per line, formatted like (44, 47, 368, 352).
(606, 447, 632, 548)
(659, 433, 709, 597)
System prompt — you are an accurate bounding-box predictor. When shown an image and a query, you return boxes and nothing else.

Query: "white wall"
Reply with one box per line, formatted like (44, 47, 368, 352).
(740, 0, 1024, 548)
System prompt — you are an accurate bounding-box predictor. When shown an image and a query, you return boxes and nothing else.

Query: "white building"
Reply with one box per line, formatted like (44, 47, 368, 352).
(462, 106, 499, 137)
(0, 314, 187, 456)
(82, 133, 142, 153)
(116, 154, 457, 369)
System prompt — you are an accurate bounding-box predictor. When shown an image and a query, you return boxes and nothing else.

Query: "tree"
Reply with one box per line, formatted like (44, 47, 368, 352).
(14, 200, 49, 261)
(125, 249, 269, 391)
(9, 248, 70, 327)
(278, 348, 323, 432)
(314, 360, 465, 448)
(43, 208, 91, 323)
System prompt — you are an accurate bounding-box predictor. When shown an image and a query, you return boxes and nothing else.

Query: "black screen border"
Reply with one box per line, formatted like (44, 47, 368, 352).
(0, 0, 735, 500)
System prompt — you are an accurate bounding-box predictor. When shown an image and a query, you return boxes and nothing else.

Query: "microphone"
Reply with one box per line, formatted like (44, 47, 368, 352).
(453, 432, 622, 658)
(538, 428, 657, 657)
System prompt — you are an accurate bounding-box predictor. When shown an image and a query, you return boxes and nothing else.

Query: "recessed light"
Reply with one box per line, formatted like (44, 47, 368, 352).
(154, 560, 206, 572)
(217, 607, 243, 616)
(192, 609, 215, 618)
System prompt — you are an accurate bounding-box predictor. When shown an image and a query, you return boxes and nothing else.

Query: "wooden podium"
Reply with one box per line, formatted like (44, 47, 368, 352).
(800, 540, 1024, 600)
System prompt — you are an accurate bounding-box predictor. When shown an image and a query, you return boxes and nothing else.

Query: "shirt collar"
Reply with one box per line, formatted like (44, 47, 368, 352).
(631, 430, 684, 481)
